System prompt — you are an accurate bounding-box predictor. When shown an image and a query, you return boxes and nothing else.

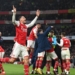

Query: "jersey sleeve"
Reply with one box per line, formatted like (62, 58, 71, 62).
(12, 13, 20, 26)
(26, 16, 38, 28)
(57, 39, 63, 46)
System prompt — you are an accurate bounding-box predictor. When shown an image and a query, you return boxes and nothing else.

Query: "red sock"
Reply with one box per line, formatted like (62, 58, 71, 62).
(35, 60, 39, 68)
(66, 61, 70, 71)
(46, 61, 50, 72)
(29, 52, 33, 59)
(62, 60, 66, 71)
(54, 61, 59, 70)
(38, 59, 43, 68)
(24, 64, 29, 75)
(0, 63, 4, 72)
(0, 57, 10, 63)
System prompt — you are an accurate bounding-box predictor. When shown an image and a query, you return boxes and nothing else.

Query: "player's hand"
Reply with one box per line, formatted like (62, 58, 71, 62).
(12, 5, 16, 13)
(36, 10, 40, 17)
(51, 26, 54, 28)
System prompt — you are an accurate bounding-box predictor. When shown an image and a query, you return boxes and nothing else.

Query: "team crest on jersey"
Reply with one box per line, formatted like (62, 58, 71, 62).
(21, 26, 27, 32)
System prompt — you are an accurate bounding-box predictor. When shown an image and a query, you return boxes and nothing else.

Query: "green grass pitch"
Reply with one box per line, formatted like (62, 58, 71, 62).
(3, 63, 75, 75)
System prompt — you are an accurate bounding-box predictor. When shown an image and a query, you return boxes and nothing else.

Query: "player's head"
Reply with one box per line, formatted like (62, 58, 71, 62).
(49, 30, 54, 36)
(0, 32, 2, 36)
(36, 23, 41, 28)
(38, 29, 43, 34)
(19, 16, 26, 24)
(61, 32, 65, 37)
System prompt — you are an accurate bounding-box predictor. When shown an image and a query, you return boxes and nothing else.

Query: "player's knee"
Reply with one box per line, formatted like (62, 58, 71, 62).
(54, 58, 58, 61)
(39, 57, 43, 60)
(9, 58, 16, 63)
(66, 59, 70, 63)
(23, 56, 29, 64)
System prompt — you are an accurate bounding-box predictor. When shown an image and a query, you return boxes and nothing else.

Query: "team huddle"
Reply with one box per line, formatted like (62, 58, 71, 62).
(0, 6, 71, 75)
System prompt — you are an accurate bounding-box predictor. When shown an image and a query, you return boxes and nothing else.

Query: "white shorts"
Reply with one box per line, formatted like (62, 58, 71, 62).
(61, 48, 70, 60)
(46, 51, 58, 61)
(0, 52, 5, 58)
(38, 51, 45, 57)
(10, 42, 29, 59)
(27, 40, 35, 48)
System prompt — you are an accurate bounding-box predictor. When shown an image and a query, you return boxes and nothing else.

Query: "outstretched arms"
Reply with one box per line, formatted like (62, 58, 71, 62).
(26, 10, 40, 28)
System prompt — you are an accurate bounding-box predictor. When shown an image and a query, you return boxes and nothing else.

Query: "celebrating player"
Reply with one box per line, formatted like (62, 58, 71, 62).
(27, 23, 41, 62)
(57, 32, 71, 75)
(0, 6, 40, 75)
(46, 30, 59, 75)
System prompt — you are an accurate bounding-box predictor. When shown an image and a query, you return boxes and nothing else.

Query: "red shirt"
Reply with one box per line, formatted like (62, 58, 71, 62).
(0, 46, 4, 52)
(28, 26, 38, 40)
(62, 37, 71, 48)
(46, 38, 54, 53)
(15, 23, 27, 45)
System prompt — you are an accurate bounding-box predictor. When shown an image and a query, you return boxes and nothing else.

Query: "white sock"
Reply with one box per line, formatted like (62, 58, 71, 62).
(65, 70, 69, 74)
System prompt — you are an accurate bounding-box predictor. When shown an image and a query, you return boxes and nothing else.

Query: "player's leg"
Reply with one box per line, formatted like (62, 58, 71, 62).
(0, 42, 20, 63)
(0, 71, 6, 75)
(35, 57, 39, 69)
(65, 50, 70, 75)
(46, 52, 52, 75)
(41, 53, 46, 69)
(30, 41, 35, 58)
(36, 51, 45, 74)
(21, 46, 29, 75)
(0, 53, 5, 73)
(51, 51, 59, 75)
(29, 41, 35, 64)
(61, 50, 66, 72)
(0, 62, 5, 75)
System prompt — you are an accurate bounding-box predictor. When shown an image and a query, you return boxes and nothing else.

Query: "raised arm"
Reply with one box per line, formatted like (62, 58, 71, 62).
(26, 10, 40, 28)
(44, 26, 53, 36)
(12, 5, 19, 26)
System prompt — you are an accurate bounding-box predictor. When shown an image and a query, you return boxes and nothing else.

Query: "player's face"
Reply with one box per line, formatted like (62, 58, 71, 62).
(40, 30, 43, 34)
(60, 34, 63, 38)
(37, 24, 41, 28)
(20, 16, 26, 24)
(50, 32, 54, 36)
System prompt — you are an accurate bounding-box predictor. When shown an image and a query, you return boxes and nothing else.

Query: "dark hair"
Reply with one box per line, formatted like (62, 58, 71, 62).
(36, 23, 41, 25)
(51, 30, 54, 33)
(18, 16, 25, 20)
(38, 29, 43, 33)
(61, 32, 65, 36)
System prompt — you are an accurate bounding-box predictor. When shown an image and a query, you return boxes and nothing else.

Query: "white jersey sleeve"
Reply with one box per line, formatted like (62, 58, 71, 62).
(57, 39, 63, 46)
(26, 16, 38, 28)
(12, 13, 20, 26)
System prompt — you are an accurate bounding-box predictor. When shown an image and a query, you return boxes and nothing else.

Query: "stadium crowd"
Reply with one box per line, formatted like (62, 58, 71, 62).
(0, 0, 75, 11)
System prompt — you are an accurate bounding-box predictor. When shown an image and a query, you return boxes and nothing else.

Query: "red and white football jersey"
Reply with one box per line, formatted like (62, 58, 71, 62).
(14, 23, 27, 45)
(62, 37, 71, 48)
(46, 38, 54, 53)
(28, 26, 38, 40)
